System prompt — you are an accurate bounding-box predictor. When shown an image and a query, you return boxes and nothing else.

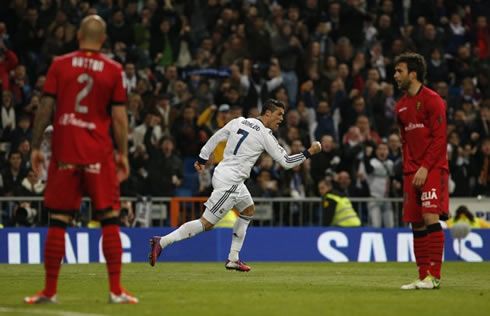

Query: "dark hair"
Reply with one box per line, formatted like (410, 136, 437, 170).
(454, 205, 474, 222)
(261, 99, 285, 115)
(394, 52, 427, 82)
(8, 150, 22, 159)
(159, 136, 175, 147)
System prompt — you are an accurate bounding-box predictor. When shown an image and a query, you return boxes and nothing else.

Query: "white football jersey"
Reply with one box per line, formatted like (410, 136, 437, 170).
(198, 117, 308, 185)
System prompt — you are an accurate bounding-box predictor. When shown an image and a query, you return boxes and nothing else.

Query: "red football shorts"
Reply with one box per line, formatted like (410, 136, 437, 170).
(44, 154, 120, 212)
(403, 168, 449, 223)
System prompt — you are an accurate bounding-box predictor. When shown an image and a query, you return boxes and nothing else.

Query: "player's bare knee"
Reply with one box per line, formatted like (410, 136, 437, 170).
(411, 222, 426, 231)
(95, 209, 119, 226)
(49, 213, 71, 226)
(240, 205, 255, 218)
(422, 213, 439, 226)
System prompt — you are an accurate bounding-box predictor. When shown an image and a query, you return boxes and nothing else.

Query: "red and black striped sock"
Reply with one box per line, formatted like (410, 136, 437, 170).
(427, 223, 445, 279)
(413, 229, 429, 280)
(43, 225, 66, 297)
(102, 222, 122, 295)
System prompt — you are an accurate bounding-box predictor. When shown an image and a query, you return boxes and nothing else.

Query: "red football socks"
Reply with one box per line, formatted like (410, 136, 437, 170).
(427, 223, 445, 279)
(413, 229, 429, 280)
(102, 224, 122, 295)
(43, 227, 66, 297)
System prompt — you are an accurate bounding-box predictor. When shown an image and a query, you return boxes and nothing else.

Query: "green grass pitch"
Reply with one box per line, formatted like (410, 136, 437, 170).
(0, 262, 489, 316)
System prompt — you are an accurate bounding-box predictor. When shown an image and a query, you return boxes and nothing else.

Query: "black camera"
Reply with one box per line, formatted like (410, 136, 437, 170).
(15, 205, 37, 226)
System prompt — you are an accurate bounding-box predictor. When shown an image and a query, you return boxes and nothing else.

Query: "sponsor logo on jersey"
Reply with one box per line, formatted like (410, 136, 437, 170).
(404, 122, 425, 131)
(421, 188, 438, 207)
(59, 113, 96, 130)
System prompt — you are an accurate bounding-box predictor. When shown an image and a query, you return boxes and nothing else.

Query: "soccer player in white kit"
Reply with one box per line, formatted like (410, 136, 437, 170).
(149, 99, 322, 271)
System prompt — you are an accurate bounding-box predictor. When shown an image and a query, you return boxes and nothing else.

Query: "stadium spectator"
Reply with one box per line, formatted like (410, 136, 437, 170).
(0, 90, 16, 135)
(16, 167, 44, 196)
(0, 150, 25, 196)
(472, 15, 490, 60)
(240, 58, 283, 115)
(426, 48, 449, 86)
(333, 170, 370, 199)
(365, 142, 395, 228)
(387, 132, 402, 164)
(9, 115, 32, 152)
(248, 168, 279, 198)
(144, 132, 183, 197)
(313, 99, 338, 142)
(40, 24, 69, 66)
(24, 15, 137, 304)
(271, 21, 303, 106)
(310, 134, 341, 187)
(130, 110, 163, 154)
(171, 104, 209, 157)
(474, 138, 490, 196)
(122, 62, 138, 94)
(9, 64, 31, 106)
(0, 39, 18, 92)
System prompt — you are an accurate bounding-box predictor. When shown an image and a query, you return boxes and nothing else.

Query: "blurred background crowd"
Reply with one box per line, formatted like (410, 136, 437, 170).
(0, 0, 489, 227)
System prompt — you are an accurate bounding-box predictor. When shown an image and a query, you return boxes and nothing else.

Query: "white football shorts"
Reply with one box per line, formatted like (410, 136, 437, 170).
(202, 178, 253, 224)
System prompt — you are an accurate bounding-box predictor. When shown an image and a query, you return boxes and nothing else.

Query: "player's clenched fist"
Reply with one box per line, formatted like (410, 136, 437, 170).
(194, 161, 205, 173)
(308, 141, 322, 155)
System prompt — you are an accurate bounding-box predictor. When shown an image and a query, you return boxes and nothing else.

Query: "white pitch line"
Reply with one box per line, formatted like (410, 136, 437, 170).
(0, 306, 109, 316)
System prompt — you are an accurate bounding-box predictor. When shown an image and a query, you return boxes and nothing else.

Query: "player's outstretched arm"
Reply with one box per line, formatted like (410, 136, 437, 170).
(265, 132, 321, 169)
(30, 95, 55, 176)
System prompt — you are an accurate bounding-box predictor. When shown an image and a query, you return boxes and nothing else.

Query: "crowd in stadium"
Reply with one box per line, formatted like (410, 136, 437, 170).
(0, 0, 489, 226)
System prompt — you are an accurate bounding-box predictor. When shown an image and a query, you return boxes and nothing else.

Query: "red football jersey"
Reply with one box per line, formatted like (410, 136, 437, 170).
(43, 50, 126, 164)
(395, 86, 449, 174)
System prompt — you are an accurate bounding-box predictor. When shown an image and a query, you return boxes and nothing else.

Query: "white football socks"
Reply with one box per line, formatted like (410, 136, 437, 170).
(228, 216, 251, 262)
(160, 219, 205, 248)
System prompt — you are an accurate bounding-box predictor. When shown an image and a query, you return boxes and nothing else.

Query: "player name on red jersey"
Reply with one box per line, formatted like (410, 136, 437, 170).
(72, 56, 104, 72)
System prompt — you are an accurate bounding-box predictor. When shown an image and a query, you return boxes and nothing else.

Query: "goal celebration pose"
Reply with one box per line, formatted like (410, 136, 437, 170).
(149, 99, 321, 271)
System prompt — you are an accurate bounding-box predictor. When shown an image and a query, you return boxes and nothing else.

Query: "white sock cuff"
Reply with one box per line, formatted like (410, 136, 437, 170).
(238, 214, 252, 222)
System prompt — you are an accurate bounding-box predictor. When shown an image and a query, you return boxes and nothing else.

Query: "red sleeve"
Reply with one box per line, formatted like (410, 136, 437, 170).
(5, 50, 19, 71)
(421, 95, 447, 170)
(43, 59, 58, 96)
(111, 65, 126, 105)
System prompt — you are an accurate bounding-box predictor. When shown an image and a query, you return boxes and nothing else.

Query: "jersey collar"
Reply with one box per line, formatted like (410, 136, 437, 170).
(416, 84, 423, 95)
(253, 117, 266, 127)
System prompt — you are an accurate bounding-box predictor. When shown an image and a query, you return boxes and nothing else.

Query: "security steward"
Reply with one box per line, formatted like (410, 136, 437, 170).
(318, 178, 361, 227)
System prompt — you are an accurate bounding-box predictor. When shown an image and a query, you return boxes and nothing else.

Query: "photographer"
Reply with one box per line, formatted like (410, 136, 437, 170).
(119, 201, 135, 227)
(10, 202, 38, 227)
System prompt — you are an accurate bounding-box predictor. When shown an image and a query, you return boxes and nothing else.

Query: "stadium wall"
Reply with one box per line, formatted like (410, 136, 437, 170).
(1, 227, 489, 263)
